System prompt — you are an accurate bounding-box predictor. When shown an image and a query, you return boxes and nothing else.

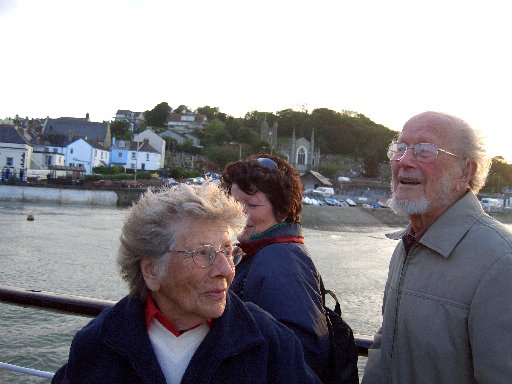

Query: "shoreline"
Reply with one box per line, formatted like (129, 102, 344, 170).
(300, 205, 512, 232)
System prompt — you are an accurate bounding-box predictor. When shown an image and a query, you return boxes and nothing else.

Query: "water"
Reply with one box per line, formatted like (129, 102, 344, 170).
(0, 201, 403, 382)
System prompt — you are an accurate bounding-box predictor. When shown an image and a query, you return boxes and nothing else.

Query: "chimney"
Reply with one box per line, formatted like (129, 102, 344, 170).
(86, 112, 90, 121)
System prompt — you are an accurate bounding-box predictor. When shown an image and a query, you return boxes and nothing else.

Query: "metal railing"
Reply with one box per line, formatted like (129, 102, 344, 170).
(0, 284, 373, 379)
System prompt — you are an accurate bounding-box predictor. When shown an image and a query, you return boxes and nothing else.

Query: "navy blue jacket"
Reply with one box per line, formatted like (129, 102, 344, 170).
(232, 223, 330, 378)
(52, 291, 321, 384)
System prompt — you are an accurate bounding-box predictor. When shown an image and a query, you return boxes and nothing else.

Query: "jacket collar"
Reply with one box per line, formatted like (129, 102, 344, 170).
(386, 192, 485, 258)
(100, 296, 167, 384)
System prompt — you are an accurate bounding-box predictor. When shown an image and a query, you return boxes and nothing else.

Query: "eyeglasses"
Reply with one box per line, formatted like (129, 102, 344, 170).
(387, 142, 464, 163)
(257, 157, 278, 170)
(170, 245, 244, 268)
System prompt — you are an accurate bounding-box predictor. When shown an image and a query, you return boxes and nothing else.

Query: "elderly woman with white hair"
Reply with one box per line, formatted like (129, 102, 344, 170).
(52, 183, 321, 384)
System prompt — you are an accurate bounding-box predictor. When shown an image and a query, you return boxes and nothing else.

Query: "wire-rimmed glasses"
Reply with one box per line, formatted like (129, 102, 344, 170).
(387, 142, 464, 163)
(170, 245, 244, 268)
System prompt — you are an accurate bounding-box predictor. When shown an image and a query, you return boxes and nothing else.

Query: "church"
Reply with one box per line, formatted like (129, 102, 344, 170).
(260, 118, 320, 172)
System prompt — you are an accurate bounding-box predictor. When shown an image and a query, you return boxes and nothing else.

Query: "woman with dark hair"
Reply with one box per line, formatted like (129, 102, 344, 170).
(222, 154, 330, 379)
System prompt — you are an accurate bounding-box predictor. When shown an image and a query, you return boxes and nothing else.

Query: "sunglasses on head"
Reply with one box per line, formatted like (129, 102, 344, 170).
(256, 157, 278, 170)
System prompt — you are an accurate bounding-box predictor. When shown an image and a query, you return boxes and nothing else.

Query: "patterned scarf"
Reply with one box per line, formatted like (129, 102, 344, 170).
(238, 236, 304, 258)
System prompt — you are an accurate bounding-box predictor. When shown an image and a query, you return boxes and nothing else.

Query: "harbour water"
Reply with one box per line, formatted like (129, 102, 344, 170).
(0, 200, 483, 383)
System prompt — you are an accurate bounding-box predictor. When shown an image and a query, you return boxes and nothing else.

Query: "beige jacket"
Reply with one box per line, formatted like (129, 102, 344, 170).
(362, 192, 512, 384)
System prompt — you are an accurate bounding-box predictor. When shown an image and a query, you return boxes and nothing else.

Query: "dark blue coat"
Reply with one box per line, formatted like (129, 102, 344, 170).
(231, 223, 330, 378)
(52, 291, 321, 384)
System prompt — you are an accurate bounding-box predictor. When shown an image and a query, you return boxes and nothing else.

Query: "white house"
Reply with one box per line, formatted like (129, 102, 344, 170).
(133, 128, 165, 167)
(0, 124, 34, 178)
(125, 140, 161, 171)
(65, 138, 110, 175)
(165, 111, 207, 133)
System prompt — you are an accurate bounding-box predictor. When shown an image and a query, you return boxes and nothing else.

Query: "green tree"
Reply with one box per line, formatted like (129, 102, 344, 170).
(201, 118, 230, 146)
(276, 108, 309, 138)
(204, 144, 241, 168)
(143, 102, 171, 128)
(482, 156, 512, 193)
(174, 104, 190, 114)
(197, 105, 228, 122)
(110, 120, 132, 141)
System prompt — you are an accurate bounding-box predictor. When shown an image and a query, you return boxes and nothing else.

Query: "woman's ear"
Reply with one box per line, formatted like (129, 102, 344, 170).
(140, 257, 160, 292)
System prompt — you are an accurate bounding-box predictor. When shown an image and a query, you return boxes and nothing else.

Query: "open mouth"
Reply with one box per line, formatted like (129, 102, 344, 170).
(399, 177, 421, 185)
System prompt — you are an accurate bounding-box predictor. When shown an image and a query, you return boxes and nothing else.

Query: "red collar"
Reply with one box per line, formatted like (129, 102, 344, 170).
(238, 236, 304, 258)
(145, 295, 211, 337)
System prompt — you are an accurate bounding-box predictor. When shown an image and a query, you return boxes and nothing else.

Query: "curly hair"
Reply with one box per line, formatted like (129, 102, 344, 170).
(221, 153, 303, 222)
(117, 183, 246, 300)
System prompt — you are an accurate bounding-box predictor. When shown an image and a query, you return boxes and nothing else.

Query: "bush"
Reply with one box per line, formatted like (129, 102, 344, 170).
(92, 166, 125, 175)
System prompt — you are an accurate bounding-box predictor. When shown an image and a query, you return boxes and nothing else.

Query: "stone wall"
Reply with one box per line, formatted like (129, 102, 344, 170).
(0, 185, 118, 205)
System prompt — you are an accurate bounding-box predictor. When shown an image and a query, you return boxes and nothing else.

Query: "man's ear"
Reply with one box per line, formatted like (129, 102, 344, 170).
(461, 160, 477, 184)
(140, 257, 160, 292)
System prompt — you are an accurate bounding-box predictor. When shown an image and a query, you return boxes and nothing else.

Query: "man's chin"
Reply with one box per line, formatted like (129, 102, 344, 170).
(388, 197, 429, 216)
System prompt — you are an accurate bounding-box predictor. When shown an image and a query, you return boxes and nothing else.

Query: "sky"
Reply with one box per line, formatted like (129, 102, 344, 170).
(1, 0, 511, 161)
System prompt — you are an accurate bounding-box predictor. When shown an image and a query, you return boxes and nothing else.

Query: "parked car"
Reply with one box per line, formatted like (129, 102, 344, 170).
(480, 197, 502, 211)
(121, 180, 144, 188)
(92, 179, 113, 187)
(312, 187, 335, 197)
(160, 178, 179, 187)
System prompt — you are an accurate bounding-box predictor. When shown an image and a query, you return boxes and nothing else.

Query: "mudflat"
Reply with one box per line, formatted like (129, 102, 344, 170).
(300, 205, 512, 232)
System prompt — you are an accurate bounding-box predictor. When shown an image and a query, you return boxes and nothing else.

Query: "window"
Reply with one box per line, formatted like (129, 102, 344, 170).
(6, 157, 13, 166)
(95, 150, 98, 157)
(53, 148, 58, 153)
(297, 148, 306, 165)
(131, 152, 136, 160)
(118, 152, 122, 158)
(146, 154, 150, 161)
(130, 162, 136, 169)
(70, 148, 74, 154)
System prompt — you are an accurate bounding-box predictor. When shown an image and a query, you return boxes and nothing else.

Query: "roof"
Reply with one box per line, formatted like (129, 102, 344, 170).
(0, 125, 34, 145)
(128, 141, 159, 153)
(304, 170, 333, 186)
(44, 118, 109, 142)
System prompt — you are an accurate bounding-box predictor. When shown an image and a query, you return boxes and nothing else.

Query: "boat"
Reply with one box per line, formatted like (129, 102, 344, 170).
(346, 198, 357, 207)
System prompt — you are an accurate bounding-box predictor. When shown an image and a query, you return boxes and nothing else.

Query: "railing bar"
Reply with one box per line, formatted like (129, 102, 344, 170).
(0, 361, 54, 379)
(0, 285, 373, 356)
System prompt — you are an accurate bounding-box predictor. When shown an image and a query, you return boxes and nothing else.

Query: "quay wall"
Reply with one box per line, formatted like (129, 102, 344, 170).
(0, 185, 119, 206)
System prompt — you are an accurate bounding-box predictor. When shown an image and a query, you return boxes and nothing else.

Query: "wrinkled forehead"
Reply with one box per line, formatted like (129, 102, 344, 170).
(400, 112, 461, 145)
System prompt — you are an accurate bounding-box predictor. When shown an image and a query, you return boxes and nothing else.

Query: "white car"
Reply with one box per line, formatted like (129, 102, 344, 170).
(312, 187, 335, 197)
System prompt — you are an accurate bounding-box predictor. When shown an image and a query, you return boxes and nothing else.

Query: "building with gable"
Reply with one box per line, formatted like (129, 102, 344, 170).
(114, 110, 145, 132)
(110, 138, 161, 172)
(0, 124, 34, 179)
(133, 128, 165, 166)
(260, 119, 320, 173)
(165, 110, 208, 133)
(43, 113, 111, 148)
(65, 138, 110, 175)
